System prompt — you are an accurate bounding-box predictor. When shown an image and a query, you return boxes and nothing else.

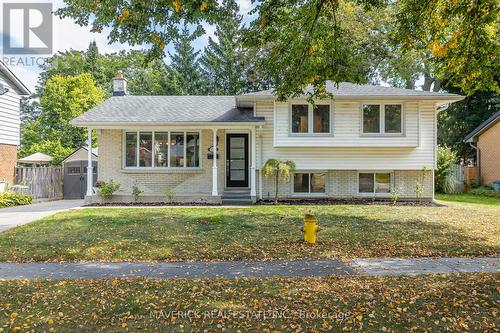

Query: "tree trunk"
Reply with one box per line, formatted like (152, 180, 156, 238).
(274, 173, 279, 204)
(432, 78, 443, 92)
(422, 72, 434, 91)
(405, 79, 415, 90)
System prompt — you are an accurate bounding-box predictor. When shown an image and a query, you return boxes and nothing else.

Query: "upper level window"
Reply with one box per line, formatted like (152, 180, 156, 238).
(362, 104, 402, 134)
(125, 131, 200, 168)
(291, 103, 331, 134)
(291, 104, 308, 133)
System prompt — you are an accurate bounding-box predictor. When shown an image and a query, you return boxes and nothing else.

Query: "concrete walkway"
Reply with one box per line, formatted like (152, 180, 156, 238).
(0, 200, 83, 232)
(0, 258, 498, 280)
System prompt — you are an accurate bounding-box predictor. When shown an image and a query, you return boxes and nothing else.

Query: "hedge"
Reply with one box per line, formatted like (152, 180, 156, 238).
(0, 192, 33, 208)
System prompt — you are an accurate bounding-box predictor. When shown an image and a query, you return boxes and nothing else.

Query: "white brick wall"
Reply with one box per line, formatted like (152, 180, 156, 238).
(259, 169, 433, 199)
(98, 129, 433, 202)
(97, 129, 226, 201)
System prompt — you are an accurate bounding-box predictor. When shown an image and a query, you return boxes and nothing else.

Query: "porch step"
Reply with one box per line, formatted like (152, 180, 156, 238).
(222, 188, 252, 205)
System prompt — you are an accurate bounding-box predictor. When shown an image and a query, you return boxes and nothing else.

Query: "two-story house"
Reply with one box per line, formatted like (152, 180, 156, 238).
(0, 62, 30, 185)
(72, 74, 464, 204)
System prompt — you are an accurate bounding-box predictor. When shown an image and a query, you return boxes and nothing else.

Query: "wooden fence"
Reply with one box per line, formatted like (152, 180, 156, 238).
(448, 164, 465, 193)
(13, 167, 63, 200)
(464, 166, 478, 191)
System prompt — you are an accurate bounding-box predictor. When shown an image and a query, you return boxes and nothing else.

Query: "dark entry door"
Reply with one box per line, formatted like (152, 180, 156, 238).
(64, 161, 97, 199)
(226, 134, 248, 187)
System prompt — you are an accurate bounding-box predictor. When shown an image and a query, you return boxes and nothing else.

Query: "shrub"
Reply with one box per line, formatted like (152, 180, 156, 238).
(390, 186, 401, 205)
(469, 186, 500, 198)
(163, 187, 175, 203)
(97, 180, 120, 200)
(0, 192, 32, 208)
(435, 146, 457, 193)
(132, 183, 143, 202)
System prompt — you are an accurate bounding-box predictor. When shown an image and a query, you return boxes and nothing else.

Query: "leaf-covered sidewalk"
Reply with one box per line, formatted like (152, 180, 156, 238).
(0, 257, 498, 280)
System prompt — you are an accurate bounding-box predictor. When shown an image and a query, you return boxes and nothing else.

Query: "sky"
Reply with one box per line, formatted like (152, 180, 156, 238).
(1, 0, 255, 92)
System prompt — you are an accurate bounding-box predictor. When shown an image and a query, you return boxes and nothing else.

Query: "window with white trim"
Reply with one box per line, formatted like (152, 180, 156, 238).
(358, 172, 392, 193)
(291, 103, 331, 134)
(124, 131, 200, 168)
(362, 104, 402, 134)
(293, 172, 326, 193)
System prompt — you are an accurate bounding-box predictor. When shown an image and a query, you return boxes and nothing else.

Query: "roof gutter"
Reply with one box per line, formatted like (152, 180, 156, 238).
(71, 120, 266, 128)
(0, 62, 31, 95)
(236, 95, 465, 107)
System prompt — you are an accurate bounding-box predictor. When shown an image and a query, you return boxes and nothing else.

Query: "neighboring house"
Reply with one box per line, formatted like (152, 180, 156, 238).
(72, 74, 464, 203)
(464, 111, 500, 186)
(0, 62, 30, 185)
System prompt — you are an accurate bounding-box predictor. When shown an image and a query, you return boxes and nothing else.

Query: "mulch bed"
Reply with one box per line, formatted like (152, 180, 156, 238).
(84, 202, 220, 207)
(257, 198, 441, 207)
(85, 199, 442, 207)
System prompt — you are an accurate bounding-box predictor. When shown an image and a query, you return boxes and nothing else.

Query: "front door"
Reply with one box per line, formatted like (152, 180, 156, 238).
(226, 134, 248, 187)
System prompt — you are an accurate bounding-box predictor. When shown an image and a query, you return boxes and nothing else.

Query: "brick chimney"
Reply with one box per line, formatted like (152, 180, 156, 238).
(112, 70, 127, 96)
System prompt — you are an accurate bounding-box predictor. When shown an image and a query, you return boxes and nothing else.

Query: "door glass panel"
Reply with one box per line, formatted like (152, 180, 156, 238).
(230, 170, 245, 180)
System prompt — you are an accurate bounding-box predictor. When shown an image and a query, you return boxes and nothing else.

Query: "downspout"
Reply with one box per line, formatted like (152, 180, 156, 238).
(468, 142, 481, 186)
(258, 125, 263, 200)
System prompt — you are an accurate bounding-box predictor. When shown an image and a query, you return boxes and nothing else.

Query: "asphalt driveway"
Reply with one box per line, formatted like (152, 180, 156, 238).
(0, 200, 83, 232)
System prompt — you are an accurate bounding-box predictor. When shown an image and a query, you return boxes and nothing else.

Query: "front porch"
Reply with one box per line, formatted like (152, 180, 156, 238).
(84, 126, 260, 204)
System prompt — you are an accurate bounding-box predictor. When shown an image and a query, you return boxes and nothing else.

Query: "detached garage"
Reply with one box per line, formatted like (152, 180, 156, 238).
(62, 147, 98, 199)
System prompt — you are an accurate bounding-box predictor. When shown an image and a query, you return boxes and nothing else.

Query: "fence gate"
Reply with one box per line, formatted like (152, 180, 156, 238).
(14, 167, 63, 200)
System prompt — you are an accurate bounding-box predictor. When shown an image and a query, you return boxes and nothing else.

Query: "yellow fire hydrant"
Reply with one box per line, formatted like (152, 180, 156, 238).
(301, 213, 322, 244)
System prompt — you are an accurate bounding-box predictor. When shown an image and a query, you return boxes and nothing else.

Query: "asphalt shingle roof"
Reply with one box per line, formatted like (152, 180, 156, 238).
(72, 96, 264, 125)
(240, 81, 463, 98)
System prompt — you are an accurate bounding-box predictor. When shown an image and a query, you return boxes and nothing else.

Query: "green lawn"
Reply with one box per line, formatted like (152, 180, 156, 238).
(0, 203, 498, 262)
(0, 274, 498, 332)
(435, 193, 500, 206)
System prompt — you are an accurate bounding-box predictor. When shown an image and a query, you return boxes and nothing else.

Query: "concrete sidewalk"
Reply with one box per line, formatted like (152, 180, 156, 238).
(0, 257, 498, 280)
(0, 200, 83, 232)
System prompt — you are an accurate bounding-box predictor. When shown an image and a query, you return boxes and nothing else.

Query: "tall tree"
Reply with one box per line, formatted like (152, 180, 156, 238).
(438, 91, 500, 161)
(169, 24, 207, 94)
(19, 74, 105, 162)
(58, 0, 499, 97)
(200, 0, 246, 95)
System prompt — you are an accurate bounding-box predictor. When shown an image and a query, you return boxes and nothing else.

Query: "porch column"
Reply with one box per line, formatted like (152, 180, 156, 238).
(86, 128, 93, 196)
(250, 128, 256, 197)
(212, 129, 218, 196)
